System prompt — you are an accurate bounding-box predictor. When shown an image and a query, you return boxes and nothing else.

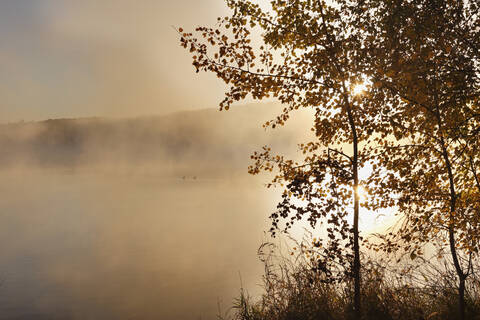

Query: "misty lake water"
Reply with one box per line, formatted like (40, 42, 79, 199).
(0, 168, 275, 319)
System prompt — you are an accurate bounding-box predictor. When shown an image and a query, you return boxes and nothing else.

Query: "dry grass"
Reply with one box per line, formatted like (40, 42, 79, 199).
(222, 240, 480, 320)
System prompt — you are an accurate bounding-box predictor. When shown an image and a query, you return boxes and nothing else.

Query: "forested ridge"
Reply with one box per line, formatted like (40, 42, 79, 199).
(0, 103, 308, 172)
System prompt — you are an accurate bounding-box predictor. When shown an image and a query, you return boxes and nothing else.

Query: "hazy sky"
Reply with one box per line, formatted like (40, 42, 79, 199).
(0, 0, 241, 122)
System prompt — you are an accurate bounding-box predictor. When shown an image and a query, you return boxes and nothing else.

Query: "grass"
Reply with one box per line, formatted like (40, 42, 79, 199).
(221, 240, 480, 320)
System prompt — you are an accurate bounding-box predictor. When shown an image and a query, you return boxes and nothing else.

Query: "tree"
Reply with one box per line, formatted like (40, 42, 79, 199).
(178, 1, 392, 318)
(178, 0, 479, 319)
(358, 1, 480, 318)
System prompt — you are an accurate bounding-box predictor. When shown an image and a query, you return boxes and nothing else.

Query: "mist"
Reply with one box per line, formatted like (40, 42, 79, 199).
(0, 103, 313, 319)
(0, 0, 233, 123)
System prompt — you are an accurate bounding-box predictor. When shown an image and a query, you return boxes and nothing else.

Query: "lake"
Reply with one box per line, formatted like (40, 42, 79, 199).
(0, 168, 274, 319)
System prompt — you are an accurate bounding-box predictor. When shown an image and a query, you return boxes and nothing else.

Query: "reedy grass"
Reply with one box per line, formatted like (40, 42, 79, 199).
(222, 239, 480, 320)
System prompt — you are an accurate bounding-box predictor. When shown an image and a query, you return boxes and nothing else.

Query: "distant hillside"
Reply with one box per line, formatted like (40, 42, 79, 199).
(0, 103, 313, 175)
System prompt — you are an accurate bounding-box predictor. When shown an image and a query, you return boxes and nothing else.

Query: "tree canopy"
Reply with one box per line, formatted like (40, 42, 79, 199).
(178, 1, 479, 319)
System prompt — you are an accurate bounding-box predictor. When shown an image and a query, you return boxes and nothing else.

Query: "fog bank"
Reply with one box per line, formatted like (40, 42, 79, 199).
(0, 103, 312, 319)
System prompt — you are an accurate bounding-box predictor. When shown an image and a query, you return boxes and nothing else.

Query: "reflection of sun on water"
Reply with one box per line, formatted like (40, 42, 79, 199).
(355, 185, 368, 202)
(265, 150, 397, 240)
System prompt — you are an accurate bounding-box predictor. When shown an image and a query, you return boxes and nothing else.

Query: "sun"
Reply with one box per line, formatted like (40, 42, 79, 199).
(355, 185, 368, 202)
(352, 83, 368, 96)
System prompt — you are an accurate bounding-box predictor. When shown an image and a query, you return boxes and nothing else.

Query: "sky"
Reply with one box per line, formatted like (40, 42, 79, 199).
(0, 0, 241, 123)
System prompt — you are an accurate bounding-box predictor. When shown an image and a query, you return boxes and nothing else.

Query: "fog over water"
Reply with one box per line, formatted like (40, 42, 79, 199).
(0, 103, 314, 319)
(0, 1, 400, 318)
(0, 169, 273, 319)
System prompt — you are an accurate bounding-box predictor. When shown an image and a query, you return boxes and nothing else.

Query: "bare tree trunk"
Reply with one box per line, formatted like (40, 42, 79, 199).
(440, 127, 466, 320)
(459, 266, 466, 320)
(352, 145, 361, 320)
(434, 66, 466, 319)
(449, 223, 466, 320)
(346, 102, 361, 320)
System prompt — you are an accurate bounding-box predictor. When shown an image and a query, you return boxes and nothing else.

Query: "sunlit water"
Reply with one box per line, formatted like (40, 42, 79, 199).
(0, 168, 274, 319)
